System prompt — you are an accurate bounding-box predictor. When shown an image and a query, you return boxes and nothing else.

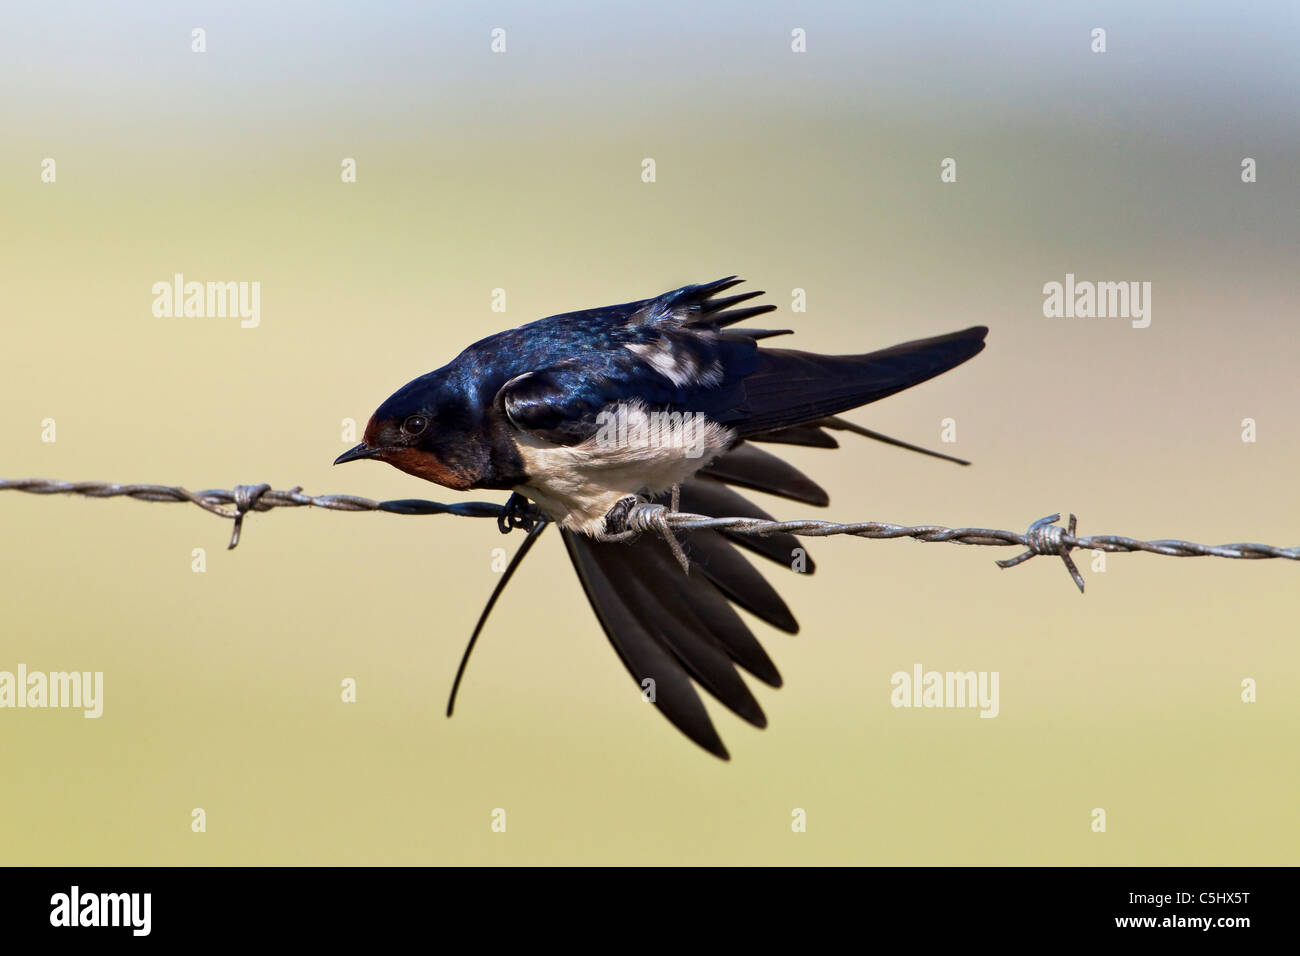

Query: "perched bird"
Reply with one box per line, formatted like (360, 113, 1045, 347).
(336, 277, 987, 758)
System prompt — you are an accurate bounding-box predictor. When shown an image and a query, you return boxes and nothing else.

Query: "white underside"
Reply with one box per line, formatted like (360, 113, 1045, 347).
(513, 404, 735, 535)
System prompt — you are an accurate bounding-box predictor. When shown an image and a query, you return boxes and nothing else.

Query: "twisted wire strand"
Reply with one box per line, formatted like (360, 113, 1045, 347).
(3, 477, 1298, 591)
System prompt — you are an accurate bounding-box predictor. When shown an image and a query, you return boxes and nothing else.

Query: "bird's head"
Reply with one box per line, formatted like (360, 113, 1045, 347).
(334, 372, 480, 490)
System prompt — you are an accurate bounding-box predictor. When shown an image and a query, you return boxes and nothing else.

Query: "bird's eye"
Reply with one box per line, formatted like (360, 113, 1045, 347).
(401, 415, 429, 436)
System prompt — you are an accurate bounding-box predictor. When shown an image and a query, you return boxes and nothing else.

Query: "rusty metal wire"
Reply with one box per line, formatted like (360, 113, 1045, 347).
(3, 476, 1298, 592)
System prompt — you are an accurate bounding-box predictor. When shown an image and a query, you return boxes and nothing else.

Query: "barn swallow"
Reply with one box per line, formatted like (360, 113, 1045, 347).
(336, 277, 987, 758)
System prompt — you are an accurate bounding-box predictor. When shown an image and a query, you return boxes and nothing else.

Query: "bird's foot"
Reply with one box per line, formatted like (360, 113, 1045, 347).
(497, 492, 539, 535)
(600, 492, 690, 573)
(601, 495, 644, 537)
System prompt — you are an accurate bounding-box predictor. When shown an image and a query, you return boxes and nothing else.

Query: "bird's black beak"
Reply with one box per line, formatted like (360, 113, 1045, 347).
(334, 442, 383, 465)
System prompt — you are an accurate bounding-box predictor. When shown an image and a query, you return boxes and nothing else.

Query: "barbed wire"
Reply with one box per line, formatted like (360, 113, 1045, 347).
(0, 478, 505, 549)
(3, 476, 1298, 593)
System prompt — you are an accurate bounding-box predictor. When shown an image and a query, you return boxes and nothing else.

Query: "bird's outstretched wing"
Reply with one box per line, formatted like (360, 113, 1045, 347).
(496, 277, 986, 446)
(562, 460, 817, 760)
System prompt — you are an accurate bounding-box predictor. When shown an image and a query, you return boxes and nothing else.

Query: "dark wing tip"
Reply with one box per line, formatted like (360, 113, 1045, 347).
(672, 278, 782, 330)
(734, 328, 795, 341)
(805, 488, 830, 508)
(703, 289, 765, 313)
(712, 304, 778, 328)
(695, 275, 743, 297)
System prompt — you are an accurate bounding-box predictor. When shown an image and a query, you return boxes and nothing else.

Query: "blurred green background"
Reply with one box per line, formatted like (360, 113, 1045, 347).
(1, 1, 1297, 864)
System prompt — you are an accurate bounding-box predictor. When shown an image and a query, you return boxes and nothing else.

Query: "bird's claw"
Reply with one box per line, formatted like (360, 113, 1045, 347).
(497, 492, 538, 535)
(601, 495, 643, 536)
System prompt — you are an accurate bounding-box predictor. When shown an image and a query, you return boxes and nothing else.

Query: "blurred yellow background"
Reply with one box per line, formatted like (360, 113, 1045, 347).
(2, 2, 1297, 864)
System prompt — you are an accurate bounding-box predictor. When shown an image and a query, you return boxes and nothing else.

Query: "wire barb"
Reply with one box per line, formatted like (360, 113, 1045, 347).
(995, 513, 1084, 592)
(3, 477, 1299, 589)
(228, 483, 272, 550)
